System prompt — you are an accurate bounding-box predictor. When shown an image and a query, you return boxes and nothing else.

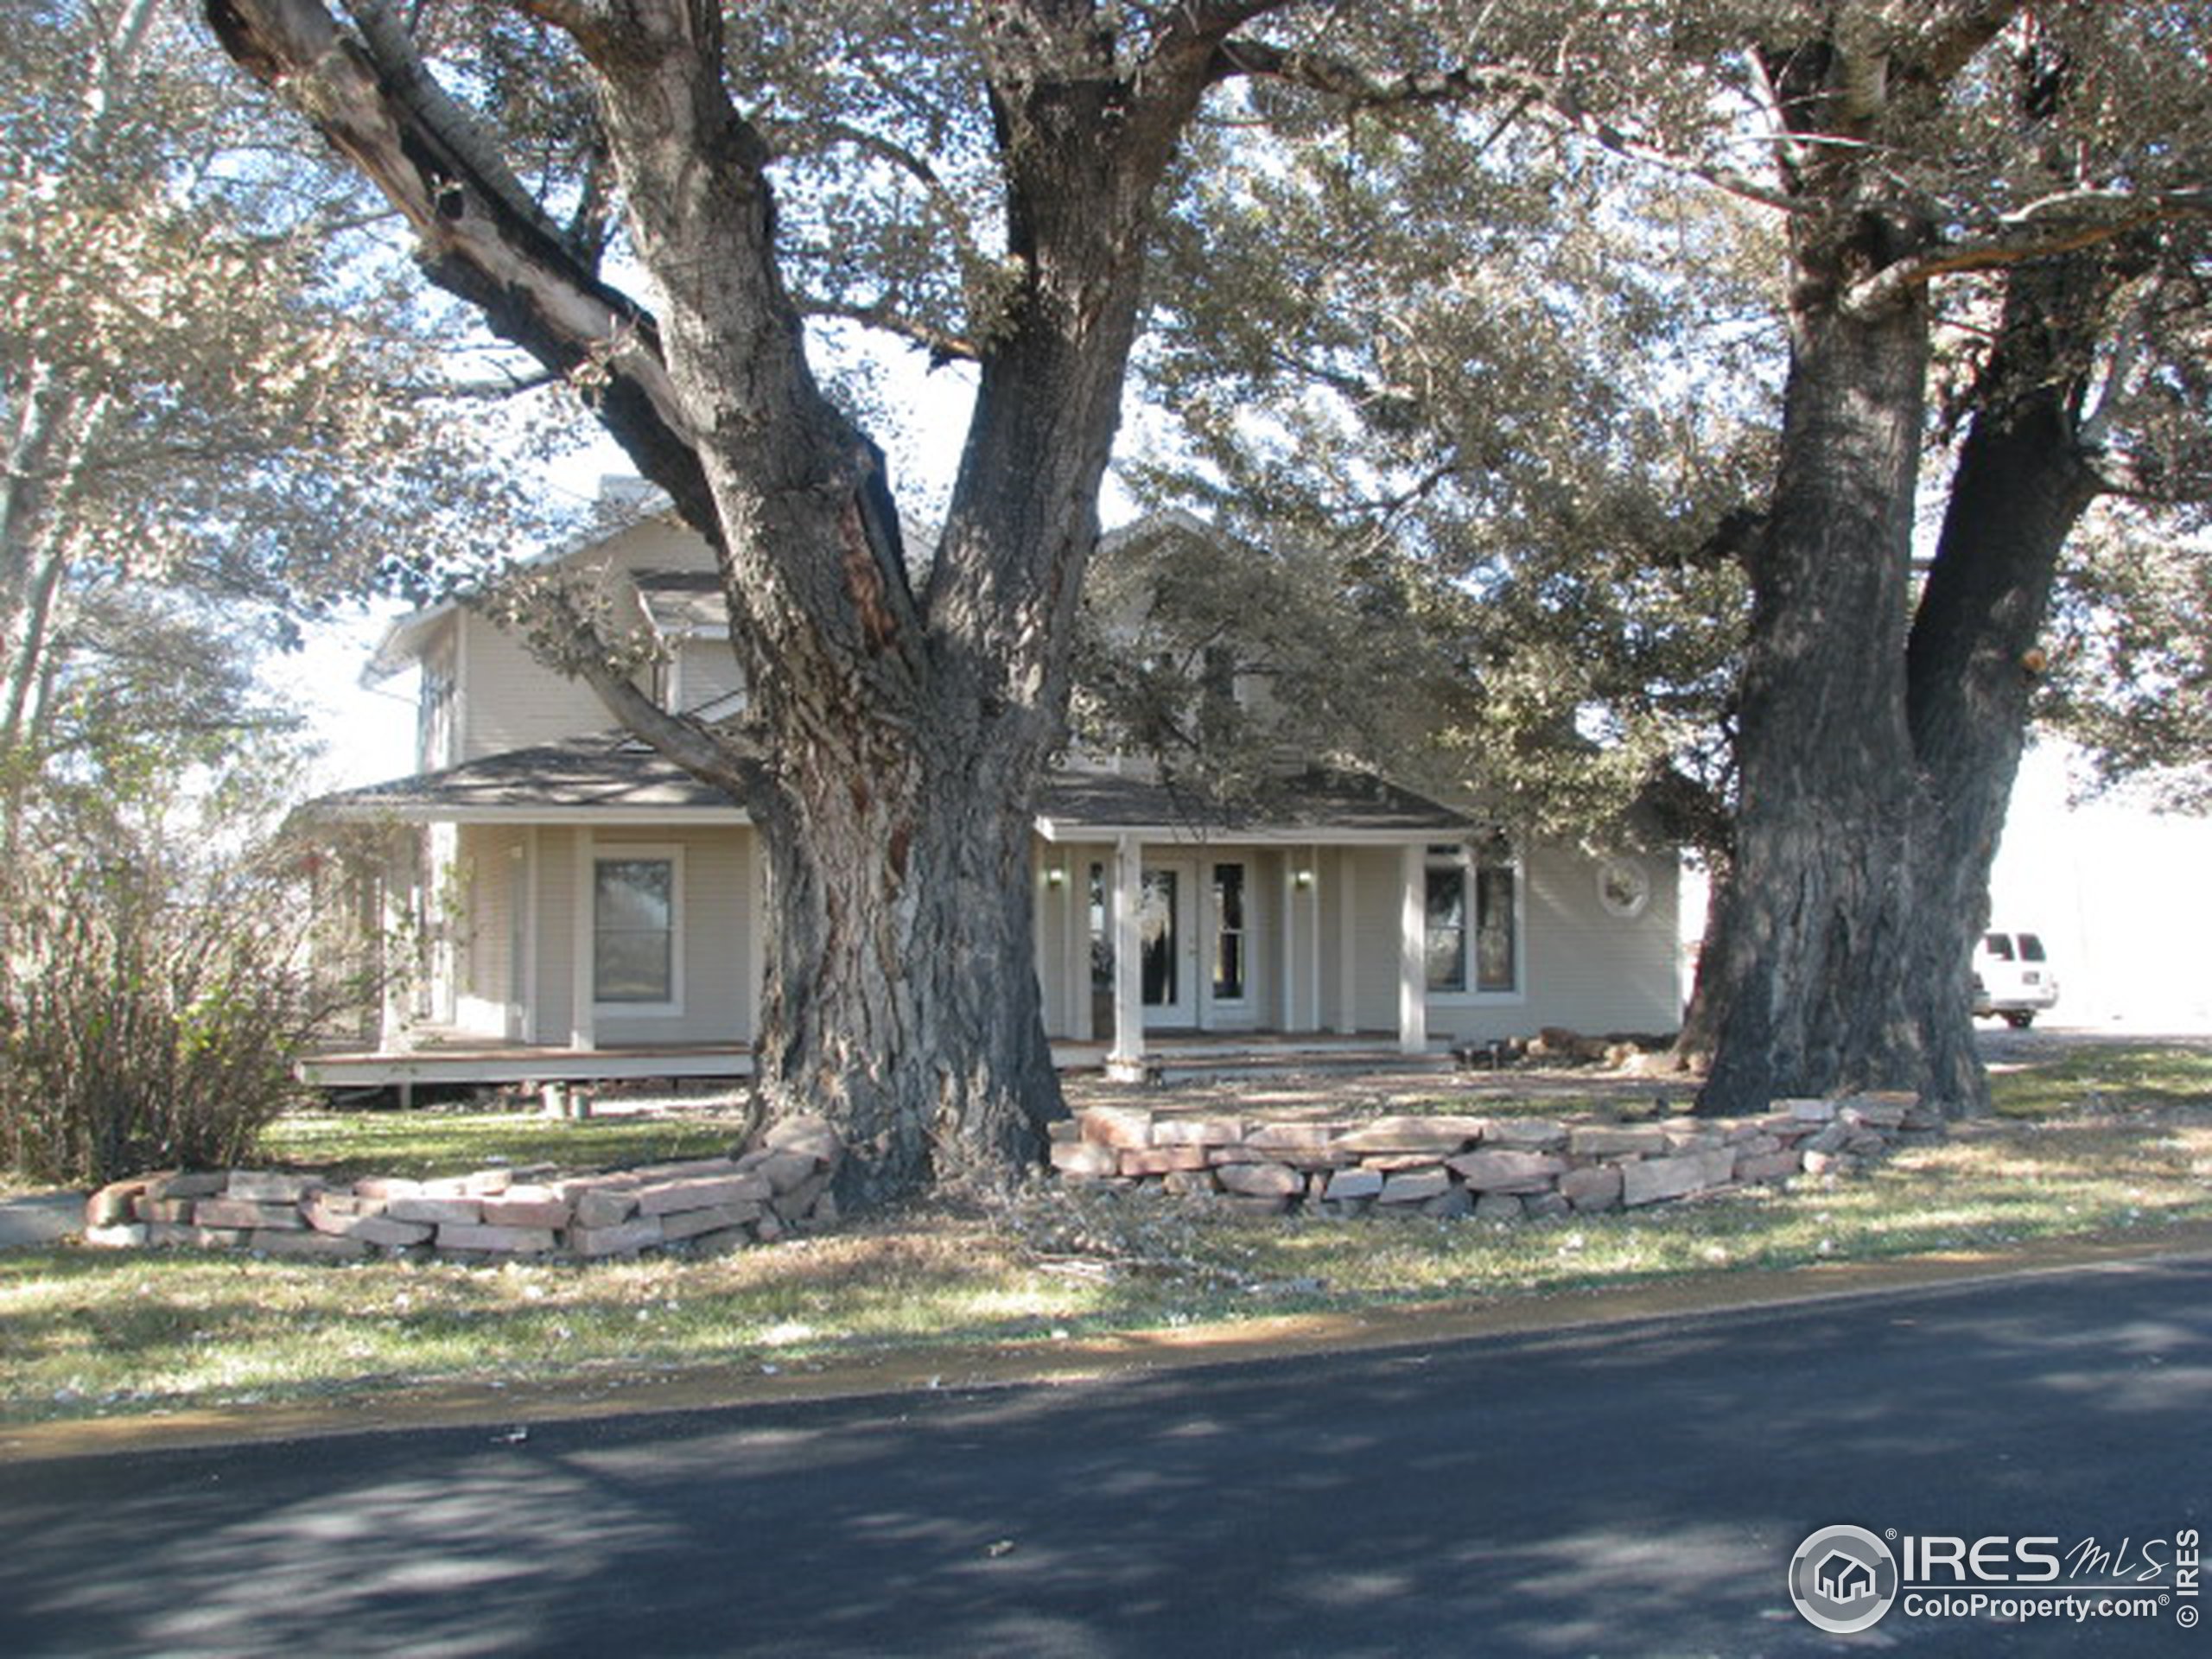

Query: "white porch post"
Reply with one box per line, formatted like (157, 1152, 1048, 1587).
(1108, 833, 1146, 1078)
(570, 828, 597, 1052)
(1304, 842, 1323, 1032)
(1398, 841, 1428, 1055)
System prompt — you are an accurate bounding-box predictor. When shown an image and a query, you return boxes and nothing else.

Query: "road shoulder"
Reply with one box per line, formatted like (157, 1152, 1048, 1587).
(9, 1217, 2211, 1465)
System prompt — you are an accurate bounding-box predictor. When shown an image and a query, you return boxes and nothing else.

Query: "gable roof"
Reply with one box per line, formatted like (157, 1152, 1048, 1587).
(365, 488, 687, 682)
(304, 738, 1471, 843)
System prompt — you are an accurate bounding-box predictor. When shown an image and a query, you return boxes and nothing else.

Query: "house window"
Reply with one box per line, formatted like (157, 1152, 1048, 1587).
(1427, 836, 1519, 995)
(1139, 868, 1179, 1007)
(1474, 845, 1517, 993)
(594, 853, 677, 1006)
(1425, 860, 1468, 992)
(417, 664, 454, 770)
(1212, 861, 1247, 1001)
(1598, 856, 1650, 919)
(1088, 861, 1113, 992)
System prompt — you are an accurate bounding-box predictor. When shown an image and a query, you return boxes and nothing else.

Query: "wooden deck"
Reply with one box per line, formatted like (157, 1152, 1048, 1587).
(300, 1031, 1455, 1091)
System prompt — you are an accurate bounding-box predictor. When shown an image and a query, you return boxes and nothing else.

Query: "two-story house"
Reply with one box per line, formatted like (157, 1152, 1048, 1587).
(301, 491, 1682, 1095)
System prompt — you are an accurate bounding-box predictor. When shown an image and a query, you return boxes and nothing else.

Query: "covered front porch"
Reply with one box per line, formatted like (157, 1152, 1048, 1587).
(1031, 768, 1478, 1083)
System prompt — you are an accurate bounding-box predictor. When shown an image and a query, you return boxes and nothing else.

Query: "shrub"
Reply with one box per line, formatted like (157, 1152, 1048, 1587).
(0, 842, 345, 1187)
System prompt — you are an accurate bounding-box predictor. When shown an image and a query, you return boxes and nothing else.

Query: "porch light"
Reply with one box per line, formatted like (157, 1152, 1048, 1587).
(1293, 868, 1314, 889)
(1045, 868, 1065, 888)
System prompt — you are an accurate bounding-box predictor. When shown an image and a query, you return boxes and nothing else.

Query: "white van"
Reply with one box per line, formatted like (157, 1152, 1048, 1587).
(1973, 931, 2059, 1028)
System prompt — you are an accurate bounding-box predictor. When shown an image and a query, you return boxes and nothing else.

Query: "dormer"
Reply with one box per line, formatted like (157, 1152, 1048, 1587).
(366, 483, 746, 771)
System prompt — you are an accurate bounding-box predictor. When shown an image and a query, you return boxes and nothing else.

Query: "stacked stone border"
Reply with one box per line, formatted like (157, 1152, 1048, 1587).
(78, 1117, 842, 1262)
(1049, 1094, 1943, 1218)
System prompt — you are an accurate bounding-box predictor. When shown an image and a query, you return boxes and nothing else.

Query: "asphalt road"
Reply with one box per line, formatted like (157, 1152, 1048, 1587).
(3, 1255, 2207, 1658)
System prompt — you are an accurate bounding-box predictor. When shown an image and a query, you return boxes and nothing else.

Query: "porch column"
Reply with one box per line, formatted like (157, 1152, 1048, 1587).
(570, 828, 597, 1052)
(1108, 832, 1146, 1079)
(1398, 841, 1428, 1055)
(1304, 842, 1323, 1032)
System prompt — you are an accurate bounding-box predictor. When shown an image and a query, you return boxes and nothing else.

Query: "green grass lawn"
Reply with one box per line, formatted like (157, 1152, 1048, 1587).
(1986, 1043, 2212, 1119)
(2, 1044, 2207, 1427)
(257, 1103, 755, 1182)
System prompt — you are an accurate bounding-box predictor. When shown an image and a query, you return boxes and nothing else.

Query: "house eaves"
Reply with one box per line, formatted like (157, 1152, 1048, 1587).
(301, 732, 745, 824)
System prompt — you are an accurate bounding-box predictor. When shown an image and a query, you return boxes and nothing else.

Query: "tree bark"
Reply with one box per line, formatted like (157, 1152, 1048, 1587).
(1897, 255, 2107, 1112)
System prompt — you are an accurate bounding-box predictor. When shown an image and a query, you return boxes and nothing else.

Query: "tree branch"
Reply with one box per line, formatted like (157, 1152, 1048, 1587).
(567, 656, 770, 803)
(336, 0, 568, 251)
(202, 0, 711, 530)
(800, 298, 982, 364)
(1215, 38, 1807, 216)
(1845, 191, 2212, 318)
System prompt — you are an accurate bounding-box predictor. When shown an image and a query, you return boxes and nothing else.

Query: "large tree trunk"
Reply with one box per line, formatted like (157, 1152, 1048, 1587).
(752, 715, 1059, 1207)
(1897, 255, 2107, 1111)
(1693, 277, 1933, 1116)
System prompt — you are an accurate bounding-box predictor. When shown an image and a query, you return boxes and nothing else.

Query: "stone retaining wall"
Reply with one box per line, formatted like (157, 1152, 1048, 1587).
(1049, 1094, 1942, 1218)
(77, 1117, 842, 1262)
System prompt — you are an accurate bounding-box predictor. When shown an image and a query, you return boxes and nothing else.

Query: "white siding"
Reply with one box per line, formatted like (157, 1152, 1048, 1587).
(417, 628, 459, 771)
(454, 613, 613, 760)
(1340, 847, 1405, 1033)
(1521, 844, 1681, 1035)
(454, 824, 528, 1036)
(596, 517, 719, 577)
(1033, 843, 1075, 1039)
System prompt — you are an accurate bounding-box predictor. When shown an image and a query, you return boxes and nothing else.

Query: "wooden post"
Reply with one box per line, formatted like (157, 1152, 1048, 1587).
(1399, 842, 1428, 1055)
(1108, 833, 1146, 1080)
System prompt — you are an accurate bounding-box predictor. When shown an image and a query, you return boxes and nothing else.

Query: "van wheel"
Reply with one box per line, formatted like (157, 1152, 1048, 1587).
(2004, 1011, 2036, 1029)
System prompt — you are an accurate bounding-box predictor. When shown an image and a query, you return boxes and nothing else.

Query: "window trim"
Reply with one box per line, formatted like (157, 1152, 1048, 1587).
(1424, 839, 1525, 1007)
(591, 842, 685, 1017)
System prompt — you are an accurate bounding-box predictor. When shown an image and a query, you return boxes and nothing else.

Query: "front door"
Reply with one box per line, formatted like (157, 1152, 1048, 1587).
(1140, 861, 1198, 1028)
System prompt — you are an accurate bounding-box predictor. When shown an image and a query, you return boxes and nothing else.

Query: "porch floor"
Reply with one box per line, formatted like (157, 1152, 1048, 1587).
(299, 1030, 1453, 1090)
